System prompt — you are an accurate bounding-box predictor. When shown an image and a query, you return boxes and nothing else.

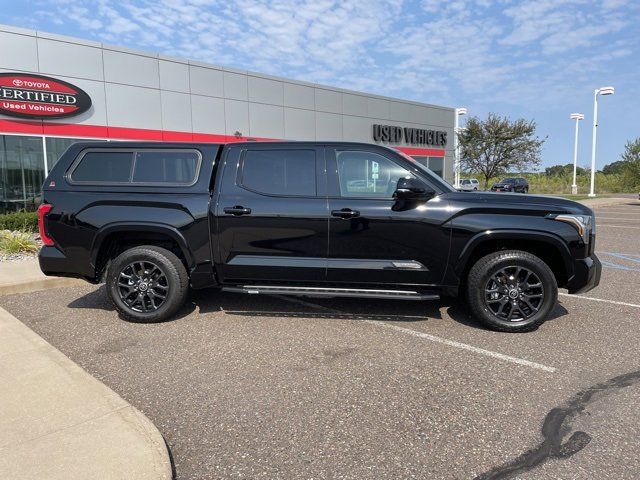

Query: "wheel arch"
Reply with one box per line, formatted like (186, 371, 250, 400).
(91, 223, 194, 280)
(456, 230, 573, 288)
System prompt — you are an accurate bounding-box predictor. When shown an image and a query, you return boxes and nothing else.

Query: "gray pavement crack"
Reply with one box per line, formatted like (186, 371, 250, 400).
(474, 369, 640, 480)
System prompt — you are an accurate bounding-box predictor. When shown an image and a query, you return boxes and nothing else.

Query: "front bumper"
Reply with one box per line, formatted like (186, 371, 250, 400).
(566, 253, 601, 294)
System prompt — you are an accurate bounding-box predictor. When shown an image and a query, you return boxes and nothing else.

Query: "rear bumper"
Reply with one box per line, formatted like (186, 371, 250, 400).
(38, 246, 95, 282)
(566, 253, 601, 294)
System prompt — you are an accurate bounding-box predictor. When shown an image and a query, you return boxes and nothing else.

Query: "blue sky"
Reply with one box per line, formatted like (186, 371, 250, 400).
(2, 0, 639, 170)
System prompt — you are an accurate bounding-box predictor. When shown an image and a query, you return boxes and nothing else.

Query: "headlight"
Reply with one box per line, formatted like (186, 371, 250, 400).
(547, 214, 593, 243)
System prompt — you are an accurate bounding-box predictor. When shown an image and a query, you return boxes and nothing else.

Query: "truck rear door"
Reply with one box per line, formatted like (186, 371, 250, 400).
(213, 144, 328, 284)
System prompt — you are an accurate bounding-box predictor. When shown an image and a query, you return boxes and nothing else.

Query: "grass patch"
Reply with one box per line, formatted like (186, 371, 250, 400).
(0, 230, 38, 255)
(0, 211, 38, 233)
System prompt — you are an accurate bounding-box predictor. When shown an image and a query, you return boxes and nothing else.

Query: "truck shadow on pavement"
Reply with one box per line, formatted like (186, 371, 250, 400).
(68, 286, 569, 331)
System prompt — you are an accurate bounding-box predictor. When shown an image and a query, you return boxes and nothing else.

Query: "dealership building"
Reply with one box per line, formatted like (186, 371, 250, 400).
(0, 23, 456, 213)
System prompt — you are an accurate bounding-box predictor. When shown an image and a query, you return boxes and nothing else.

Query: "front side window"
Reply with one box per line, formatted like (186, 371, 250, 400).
(241, 149, 316, 196)
(71, 151, 133, 183)
(133, 151, 200, 184)
(336, 151, 413, 198)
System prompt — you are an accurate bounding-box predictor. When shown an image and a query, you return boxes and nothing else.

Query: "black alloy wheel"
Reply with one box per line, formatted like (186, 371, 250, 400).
(106, 245, 189, 323)
(466, 250, 558, 332)
(484, 266, 544, 322)
(117, 260, 169, 312)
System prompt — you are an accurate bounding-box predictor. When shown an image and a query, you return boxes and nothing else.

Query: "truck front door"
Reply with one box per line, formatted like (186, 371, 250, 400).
(214, 144, 328, 284)
(325, 147, 450, 287)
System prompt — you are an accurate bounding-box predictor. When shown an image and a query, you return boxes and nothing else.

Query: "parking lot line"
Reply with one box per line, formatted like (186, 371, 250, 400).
(272, 295, 557, 374)
(559, 292, 640, 309)
(372, 321, 557, 373)
(602, 252, 640, 263)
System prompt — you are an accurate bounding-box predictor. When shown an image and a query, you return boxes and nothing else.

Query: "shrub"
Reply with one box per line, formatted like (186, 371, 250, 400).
(0, 211, 39, 233)
(0, 230, 38, 254)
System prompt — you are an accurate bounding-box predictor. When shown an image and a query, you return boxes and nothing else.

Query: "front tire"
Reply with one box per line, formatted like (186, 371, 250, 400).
(466, 250, 557, 332)
(106, 245, 189, 323)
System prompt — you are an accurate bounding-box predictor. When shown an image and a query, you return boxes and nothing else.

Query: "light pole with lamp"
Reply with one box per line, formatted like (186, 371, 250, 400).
(454, 107, 467, 188)
(569, 113, 584, 195)
(588, 86, 614, 197)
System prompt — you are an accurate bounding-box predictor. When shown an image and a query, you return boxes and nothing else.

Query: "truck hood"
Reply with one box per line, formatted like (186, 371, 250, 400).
(443, 191, 593, 216)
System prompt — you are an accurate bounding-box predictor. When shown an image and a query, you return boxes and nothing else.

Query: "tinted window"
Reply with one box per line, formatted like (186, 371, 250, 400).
(71, 151, 133, 183)
(241, 149, 316, 196)
(461, 179, 470, 185)
(336, 151, 413, 198)
(133, 150, 199, 184)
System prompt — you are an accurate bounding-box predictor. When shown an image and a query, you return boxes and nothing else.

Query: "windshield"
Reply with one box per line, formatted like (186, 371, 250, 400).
(502, 178, 517, 184)
(395, 150, 455, 192)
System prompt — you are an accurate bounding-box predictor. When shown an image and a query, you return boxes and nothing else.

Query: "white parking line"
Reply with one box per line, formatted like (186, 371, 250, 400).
(373, 321, 556, 373)
(272, 294, 557, 373)
(559, 293, 640, 309)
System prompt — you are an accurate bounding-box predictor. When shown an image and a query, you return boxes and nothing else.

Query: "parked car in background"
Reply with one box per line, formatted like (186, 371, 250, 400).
(459, 179, 480, 191)
(491, 177, 529, 193)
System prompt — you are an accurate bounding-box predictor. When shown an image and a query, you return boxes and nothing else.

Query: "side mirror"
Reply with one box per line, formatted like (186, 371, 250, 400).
(393, 177, 435, 200)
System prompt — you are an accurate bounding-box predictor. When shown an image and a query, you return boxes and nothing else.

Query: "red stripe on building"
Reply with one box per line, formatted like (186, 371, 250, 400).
(395, 146, 446, 156)
(0, 119, 445, 156)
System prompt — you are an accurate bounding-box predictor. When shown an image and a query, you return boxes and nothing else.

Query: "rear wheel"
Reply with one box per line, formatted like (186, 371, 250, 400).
(466, 250, 557, 332)
(106, 245, 189, 323)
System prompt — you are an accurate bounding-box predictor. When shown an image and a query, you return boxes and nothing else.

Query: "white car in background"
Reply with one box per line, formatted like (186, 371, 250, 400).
(459, 178, 480, 191)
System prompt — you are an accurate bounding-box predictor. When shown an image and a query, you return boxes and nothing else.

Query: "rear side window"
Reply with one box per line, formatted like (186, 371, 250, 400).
(70, 151, 133, 183)
(133, 151, 200, 184)
(241, 149, 316, 196)
(69, 149, 201, 185)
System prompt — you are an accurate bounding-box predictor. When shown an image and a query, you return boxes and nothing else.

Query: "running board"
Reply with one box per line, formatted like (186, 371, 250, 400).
(222, 285, 440, 301)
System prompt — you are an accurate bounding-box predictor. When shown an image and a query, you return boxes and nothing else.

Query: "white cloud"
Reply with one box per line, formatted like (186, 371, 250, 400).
(23, 0, 639, 110)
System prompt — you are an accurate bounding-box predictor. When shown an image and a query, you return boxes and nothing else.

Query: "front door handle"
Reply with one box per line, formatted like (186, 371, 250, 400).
(224, 206, 252, 216)
(331, 208, 360, 219)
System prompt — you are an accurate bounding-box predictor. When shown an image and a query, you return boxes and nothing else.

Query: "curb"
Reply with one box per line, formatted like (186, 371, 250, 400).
(0, 306, 173, 480)
(0, 276, 85, 296)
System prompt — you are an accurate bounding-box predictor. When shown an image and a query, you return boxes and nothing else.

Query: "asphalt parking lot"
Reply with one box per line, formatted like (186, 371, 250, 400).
(2, 200, 639, 480)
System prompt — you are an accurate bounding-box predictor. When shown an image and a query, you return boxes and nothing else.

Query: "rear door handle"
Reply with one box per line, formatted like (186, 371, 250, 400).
(331, 208, 360, 219)
(223, 206, 252, 216)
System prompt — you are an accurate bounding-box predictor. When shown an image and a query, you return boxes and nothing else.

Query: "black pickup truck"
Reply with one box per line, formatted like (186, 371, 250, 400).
(38, 141, 600, 332)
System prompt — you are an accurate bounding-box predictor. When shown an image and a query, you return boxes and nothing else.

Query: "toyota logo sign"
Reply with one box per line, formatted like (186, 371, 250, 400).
(0, 73, 92, 119)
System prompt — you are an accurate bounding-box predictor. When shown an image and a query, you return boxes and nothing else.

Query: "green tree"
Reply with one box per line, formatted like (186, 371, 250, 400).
(620, 137, 640, 190)
(545, 164, 587, 177)
(458, 113, 545, 189)
(602, 160, 627, 175)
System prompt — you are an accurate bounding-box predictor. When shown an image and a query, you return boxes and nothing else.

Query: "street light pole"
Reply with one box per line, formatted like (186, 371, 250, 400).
(453, 107, 467, 188)
(588, 86, 614, 197)
(569, 113, 584, 195)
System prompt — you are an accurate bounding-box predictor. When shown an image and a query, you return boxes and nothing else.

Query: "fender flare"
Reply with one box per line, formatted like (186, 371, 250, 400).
(454, 229, 574, 278)
(90, 222, 195, 270)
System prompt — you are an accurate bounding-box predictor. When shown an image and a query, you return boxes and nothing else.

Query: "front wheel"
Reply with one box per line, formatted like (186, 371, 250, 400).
(466, 250, 557, 332)
(106, 245, 189, 323)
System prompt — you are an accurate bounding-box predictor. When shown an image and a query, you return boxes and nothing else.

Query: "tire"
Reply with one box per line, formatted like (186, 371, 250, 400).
(106, 245, 189, 323)
(466, 250, 557, 332)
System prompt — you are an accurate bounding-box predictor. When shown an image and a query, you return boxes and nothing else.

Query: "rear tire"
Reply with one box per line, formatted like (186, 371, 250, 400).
(106, 245, 189, 323)
(466, 250, 557, 332)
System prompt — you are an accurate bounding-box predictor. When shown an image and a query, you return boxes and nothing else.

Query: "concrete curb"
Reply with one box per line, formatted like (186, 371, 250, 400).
(578, 197, 638, 208)
(0, 306, 172, 480)
(0, 258, 85, 296)
(0, 276, 85, 296)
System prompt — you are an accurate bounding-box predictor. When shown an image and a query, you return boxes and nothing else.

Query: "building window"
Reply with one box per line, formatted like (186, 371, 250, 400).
(46, 137, 97, 169)
(0, 135, 45, 213)
(411, 155, 444, 178)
